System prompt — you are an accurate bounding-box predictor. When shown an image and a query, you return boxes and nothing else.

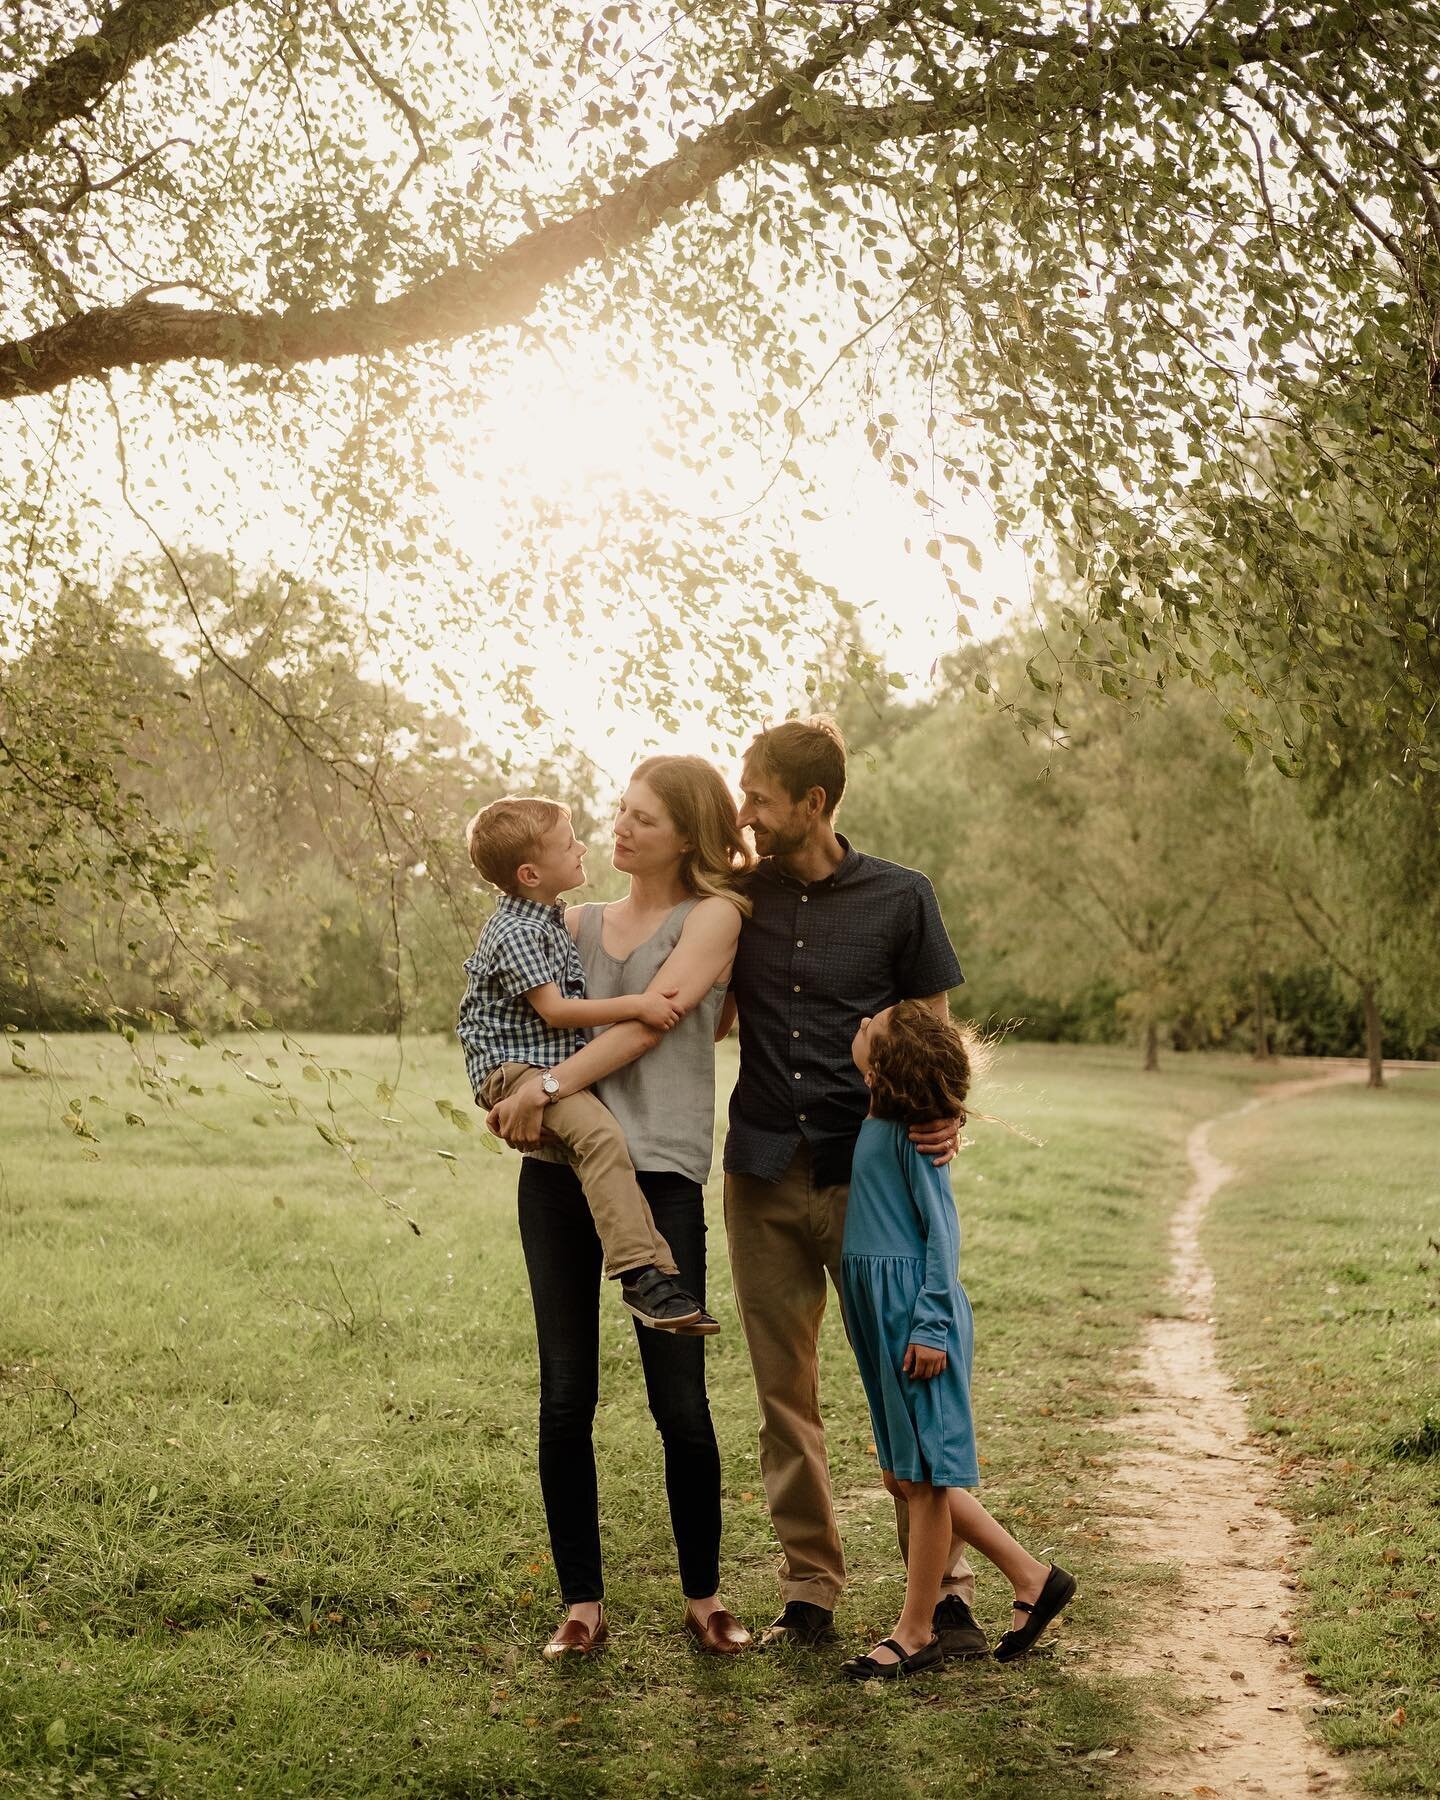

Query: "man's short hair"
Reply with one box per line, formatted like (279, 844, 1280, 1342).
(742, 717, 847, 816)
(466, 796, 568, 896)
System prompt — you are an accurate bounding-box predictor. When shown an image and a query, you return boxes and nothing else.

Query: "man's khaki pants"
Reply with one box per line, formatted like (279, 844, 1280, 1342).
(725, 1141, 976, 1610)
(481, 1063, 677, 1278)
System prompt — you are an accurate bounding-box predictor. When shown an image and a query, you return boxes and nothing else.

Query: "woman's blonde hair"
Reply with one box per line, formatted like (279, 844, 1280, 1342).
(630, 755, 755, 913)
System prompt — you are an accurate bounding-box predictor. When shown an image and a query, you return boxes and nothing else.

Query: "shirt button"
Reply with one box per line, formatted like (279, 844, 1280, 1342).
(801, 894, 808, 903)
(793, 985, 801, 993)
(795, 939, 804, 947)
(792, 1030, 800, 1038)
(798, 1113, 807, 1122)
(793, 1071, 802, 1080)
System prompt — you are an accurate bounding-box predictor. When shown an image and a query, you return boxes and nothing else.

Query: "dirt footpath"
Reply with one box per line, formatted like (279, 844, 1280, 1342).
(1104, 1070, 1364, 1798)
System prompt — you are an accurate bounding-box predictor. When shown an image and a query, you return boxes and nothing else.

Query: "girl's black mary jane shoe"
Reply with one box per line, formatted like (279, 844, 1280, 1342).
(840, 1635, 943, 1682)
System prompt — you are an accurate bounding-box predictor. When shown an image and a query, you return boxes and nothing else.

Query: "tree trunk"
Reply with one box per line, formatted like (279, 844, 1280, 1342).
(1362, 980, 1384, 1088)
(1252, 967, 1272, 1061)
(1144, 1018, 1160, 1072)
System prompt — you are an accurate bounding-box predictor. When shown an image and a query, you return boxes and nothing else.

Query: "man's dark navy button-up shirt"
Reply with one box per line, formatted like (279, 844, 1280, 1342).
(724, 836, 964, 1188)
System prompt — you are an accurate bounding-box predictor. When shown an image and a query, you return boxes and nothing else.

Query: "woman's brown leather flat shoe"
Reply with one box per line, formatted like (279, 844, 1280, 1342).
(542, 1608, 608, 1660)
(684, 1607, 752, 1655)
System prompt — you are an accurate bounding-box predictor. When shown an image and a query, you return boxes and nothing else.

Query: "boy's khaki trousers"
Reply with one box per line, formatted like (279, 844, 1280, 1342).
(725, 1140, 977, 1611)
(481, 1063, 677, 1278)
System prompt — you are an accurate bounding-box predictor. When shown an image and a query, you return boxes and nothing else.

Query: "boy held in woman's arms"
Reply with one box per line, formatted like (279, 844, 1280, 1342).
(457, 795, 716, 1333)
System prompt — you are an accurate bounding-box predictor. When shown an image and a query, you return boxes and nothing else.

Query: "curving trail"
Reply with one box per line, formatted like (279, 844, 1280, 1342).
(1106, 1069, 1365, 1799)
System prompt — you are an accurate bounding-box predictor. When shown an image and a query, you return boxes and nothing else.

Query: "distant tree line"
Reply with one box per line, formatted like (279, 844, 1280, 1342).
(5, 560, 1435, 1086)
(0, 559, 610, 1043)
(836, 614, 1440, 1084)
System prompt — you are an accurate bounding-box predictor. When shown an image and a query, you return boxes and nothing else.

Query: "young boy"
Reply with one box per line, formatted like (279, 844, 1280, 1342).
(456, 794, 710, 1331)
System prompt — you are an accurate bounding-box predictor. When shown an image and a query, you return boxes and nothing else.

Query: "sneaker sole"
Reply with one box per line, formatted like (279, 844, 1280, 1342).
(623, 1299, 702, 1329)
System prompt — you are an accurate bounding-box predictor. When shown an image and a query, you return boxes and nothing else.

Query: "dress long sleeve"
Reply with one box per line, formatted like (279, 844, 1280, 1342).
(901, 1133, 961, 1350)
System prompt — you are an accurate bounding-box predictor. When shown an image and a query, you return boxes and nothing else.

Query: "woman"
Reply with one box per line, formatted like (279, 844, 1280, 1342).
(487, 755, 753, 1658)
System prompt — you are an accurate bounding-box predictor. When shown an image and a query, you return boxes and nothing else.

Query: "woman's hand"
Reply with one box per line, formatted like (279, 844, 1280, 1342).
(903, 1343, 948, 1380)
(908, 1112, 965, 1166)
(486, 1078, 551, 1149)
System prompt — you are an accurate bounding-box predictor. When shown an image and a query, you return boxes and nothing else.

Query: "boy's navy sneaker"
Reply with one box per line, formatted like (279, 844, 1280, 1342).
(933, 1594, 989, 1659)
(758, 1600, 838, 1648)
(620, 1267, 702, 1329)
(671, 1308, 721, 1336)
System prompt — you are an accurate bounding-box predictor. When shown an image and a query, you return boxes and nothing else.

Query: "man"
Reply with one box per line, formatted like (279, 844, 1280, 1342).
(722, 717, 986, 1656)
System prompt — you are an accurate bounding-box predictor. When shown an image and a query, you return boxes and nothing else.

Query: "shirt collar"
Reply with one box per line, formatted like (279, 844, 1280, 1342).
(758, 834, 863, 890)
(496, 892, 567, 925)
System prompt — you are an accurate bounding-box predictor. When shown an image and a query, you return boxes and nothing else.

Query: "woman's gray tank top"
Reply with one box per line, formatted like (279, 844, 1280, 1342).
(574, 899, 727, 1186)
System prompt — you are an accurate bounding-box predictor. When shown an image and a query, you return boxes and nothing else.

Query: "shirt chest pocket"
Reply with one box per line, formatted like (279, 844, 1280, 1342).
(813, 931, 898, 1009)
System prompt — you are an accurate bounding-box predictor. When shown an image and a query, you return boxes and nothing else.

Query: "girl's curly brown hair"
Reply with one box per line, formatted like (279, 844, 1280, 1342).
(867, 1001, 978, 1124)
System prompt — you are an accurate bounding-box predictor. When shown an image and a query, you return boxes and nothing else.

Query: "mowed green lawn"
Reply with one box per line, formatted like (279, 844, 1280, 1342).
(0, 1032, 1418, 1798)
(1206, 1069, 1440, 1798)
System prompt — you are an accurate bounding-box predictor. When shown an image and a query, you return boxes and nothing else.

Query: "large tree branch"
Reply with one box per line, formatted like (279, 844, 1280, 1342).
(0, 9, 1380, 402)
(0, 0, 241, 179)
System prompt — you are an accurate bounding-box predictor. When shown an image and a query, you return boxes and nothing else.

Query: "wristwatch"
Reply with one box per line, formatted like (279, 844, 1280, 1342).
(539, 1072, 561, 1103)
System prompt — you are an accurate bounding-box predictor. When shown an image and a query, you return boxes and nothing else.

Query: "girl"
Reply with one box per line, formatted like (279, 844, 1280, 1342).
(838, 1001, 1075, 1680)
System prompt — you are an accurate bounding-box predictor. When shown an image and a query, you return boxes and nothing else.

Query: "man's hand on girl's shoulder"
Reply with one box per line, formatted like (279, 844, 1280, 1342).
(908, 1113, 965, 1166)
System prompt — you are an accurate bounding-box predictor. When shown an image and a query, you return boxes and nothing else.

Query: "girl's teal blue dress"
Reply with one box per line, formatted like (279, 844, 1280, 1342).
(841, 1118, 978, 1487)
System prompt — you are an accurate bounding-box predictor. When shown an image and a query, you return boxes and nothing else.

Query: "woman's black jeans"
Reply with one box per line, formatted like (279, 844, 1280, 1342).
(516, 1156, 722, 1603)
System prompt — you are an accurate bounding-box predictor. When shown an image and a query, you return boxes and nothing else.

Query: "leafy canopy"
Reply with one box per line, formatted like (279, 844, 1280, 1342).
(3, 1, 1438, 745)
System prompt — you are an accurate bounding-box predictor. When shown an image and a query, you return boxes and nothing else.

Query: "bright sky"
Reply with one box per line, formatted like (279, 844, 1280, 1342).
(4, 2, 1042, 804)
(419, 342, 1032, 787)
(52, 330, 1033, 797)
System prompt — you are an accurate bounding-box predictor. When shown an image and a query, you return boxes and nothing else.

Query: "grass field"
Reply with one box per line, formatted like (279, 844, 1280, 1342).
(0, 1032, 1430, 1797)
(1206, 1070, 1440, 1798)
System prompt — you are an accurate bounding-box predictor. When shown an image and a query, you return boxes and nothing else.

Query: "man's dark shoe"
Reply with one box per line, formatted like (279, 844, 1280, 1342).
(933, 1594, 989, 1660)
(758, 1600, 838, 1649)
(620, 1268, 702, 1330)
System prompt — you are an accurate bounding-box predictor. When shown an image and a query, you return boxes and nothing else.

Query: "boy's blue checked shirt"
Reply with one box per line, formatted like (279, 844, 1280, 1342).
(457, 894, 587, 1095)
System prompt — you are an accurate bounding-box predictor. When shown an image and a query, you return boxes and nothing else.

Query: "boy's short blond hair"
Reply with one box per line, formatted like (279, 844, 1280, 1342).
(466, 796, 569, 897)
